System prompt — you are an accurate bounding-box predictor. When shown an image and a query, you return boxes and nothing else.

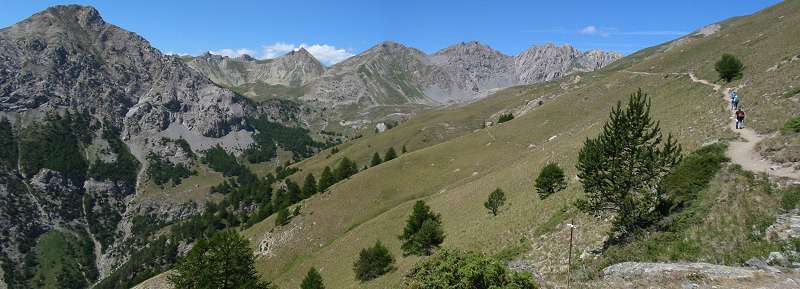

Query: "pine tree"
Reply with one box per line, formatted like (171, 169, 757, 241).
(353, 241, 395, 282)
(576, 89, 682, 239)
(484, 188, 506, 216)
(0, 117, 17, 169)
(384, 147, 397, 162)
(301, 267, 325, 289)
(169, 230, 273, 289)
(302, 173, 318, 197)
(370, 152, 383, 167)
(286, 179, 302, 204)
(400, 201, 444, 256)
(275, 207, 290, 227)
(715, 53, 744, 82)
(335, 157, 358, 180)
(535, 163, 567, 200)
(318, 166, 335, 192)
(401, 145, 407, 154)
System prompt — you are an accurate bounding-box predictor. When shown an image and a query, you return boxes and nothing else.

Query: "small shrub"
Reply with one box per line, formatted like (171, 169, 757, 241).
(498, 113, 514, 123)
(782, 187, 800, 211)
(715, 54, 744, 82)
(353, 241, 394, 282)
(782, 117, 800, 134)
(403, 248, 538, 289)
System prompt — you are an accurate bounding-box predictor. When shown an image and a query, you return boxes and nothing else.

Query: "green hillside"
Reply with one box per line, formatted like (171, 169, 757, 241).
(236, 1, 800, 288)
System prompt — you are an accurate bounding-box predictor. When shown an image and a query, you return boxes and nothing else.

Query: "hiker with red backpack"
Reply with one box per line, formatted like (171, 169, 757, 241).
(735, 108, 745, 129)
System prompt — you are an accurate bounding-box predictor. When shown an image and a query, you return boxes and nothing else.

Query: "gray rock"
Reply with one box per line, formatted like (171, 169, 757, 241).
(30, 169, 78, 194)
(745, 257, 782, 274)
(766, 208, 800, 242)
(768, 252, 791, 267)
(603, 262, 768, 281)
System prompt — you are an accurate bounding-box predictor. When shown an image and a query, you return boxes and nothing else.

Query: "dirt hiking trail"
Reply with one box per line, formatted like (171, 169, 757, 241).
(623, 70, 800, 179)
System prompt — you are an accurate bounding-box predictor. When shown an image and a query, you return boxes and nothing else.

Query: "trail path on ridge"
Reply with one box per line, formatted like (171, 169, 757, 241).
(623, 70, 800, 179)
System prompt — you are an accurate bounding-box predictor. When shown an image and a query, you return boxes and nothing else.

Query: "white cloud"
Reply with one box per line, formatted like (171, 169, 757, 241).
(580, 26, 610, 37)
(261, 42, 298, 59)
(204, 43, 355, 65)
(261, 42, 354, 65)
(579, 26, 685, 37)
(209, 48, 257, 58)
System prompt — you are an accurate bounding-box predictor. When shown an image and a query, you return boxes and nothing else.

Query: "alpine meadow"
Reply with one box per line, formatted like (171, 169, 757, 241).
(1, 1, 800, 289)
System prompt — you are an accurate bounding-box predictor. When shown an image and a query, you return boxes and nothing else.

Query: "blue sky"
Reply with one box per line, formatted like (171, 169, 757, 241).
(2, 0, 782, 64)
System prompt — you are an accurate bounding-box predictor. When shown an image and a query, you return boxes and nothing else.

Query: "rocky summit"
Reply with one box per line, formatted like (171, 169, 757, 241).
(9, 2, 799, 289)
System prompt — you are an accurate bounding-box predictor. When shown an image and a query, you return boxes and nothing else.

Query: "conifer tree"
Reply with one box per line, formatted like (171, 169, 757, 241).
(535, 163, 567, 200)
(318, 166, 335, 192)
(401, 145, 407, 154)
(576, 89, 682, 239)
(400, 201, 444, 256)
(335, 157, 358, 180)
(286, 179, 302, 204)
(275, 207, 290, 227)
(715, 53, 744, 82)
(484, 188, 506, 216)
(169, 231, 273, 289)
(301, 267, 325, 289)
(384, 147, 397, 161)
(371, 152, 383, 167)
(0, 117, 17, 168)
(302, 173, 318, 197)
(353, 241, 395, 281)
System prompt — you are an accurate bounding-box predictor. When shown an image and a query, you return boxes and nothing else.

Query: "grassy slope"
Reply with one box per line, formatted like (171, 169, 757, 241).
(238, 2, 800, 288)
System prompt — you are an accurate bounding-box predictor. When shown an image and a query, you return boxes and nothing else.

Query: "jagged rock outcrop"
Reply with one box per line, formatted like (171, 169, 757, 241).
(0, 5, 246, 139)
(515, 43, 622, 84)
(185, 48, 325, 88)
(186, 41, 621, 111)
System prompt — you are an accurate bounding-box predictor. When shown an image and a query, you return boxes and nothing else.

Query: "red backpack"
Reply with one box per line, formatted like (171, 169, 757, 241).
(736, 110, 745, 119)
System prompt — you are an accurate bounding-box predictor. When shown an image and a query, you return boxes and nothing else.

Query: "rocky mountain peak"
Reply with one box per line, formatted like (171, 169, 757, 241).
(234, 54, 256, 61)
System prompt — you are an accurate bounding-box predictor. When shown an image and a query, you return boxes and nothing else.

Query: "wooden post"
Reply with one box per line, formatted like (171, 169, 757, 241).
(567, 217, 575, 289)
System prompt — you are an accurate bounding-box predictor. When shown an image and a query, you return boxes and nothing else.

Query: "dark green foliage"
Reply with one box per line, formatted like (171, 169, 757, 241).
(318, 166, 335, 192)
(371, 152, 382, 167)
(286, 179, 302, 204)
(400, 201, 444, 256)
(576, 89, 682, 240)
(782, 117, 800, 134)
(658, 144, 728, 213)
(301, 267, 325, 289)
(535, 163, 567, 200)
(246, 117, 323, 162)
(94, 237, 178, 289)
(0, 117, 17, 169)
(145, 153, 195, 187)
(497, 113, 514, 123)
(403, 249, 538, 289)
(274, 164, 300, 180)
(88, 129, 141, 186)
(384, 147, 397, 162)
(484, 188, 506, 216)
(275, 207, 290, 227)
(334, 157, 358, 180)
(19, 112, 90, 182)
(782, 187, 800, 211)
(715, 53, 744, 82)
(302, 173, 318, 197)
(402, 145, 407, 154)
(353, 241, 395, 282)
(202, 145, 248, 177)
(168, 231, 273, 289)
